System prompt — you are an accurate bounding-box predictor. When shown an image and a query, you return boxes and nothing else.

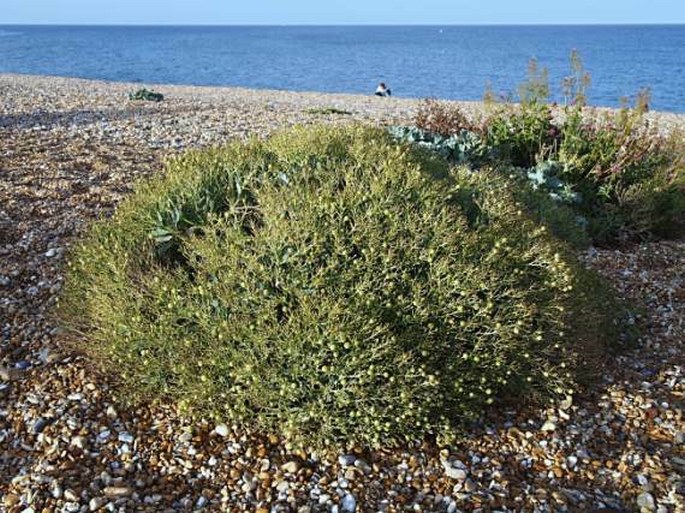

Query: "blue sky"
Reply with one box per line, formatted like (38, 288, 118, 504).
(3, 0, 684, 25)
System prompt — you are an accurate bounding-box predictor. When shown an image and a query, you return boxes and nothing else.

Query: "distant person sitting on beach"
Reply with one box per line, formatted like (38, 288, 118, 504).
(374, 82, 391, 97)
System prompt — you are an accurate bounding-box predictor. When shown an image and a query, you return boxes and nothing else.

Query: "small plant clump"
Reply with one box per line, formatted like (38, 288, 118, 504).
(306, 107, 353, 116)
(60, 126, 629, 447)
(415, 98, 478, 137)
(129, 88, 164, 102)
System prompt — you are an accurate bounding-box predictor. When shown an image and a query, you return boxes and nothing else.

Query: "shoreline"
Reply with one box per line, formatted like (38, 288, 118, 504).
(1, 72, 684, 512)
(3, 72, 685, 132)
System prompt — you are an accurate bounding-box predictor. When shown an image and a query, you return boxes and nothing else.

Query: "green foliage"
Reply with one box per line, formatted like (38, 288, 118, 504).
(396, 51, 685, 246)
(306, 107, 353, 116)
(129, 88, 164, 102)
(59, 126, 625, 447)
(484, 102, 557, 168)
(557, 106, 684, 243)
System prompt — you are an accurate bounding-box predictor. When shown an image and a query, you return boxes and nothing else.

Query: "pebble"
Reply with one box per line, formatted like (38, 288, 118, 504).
(281, 460, 300, 474)
(241, 480, 257, 493)
(103, 486, 133, 498)
(4, 494, 20, 508)
(338, 454, 356, 467)
(64, 489, 79, 502)
(214, 423, 229, 437)
(71, 435, 87, 449)
(463, 478, 477, 493)
(118, 432, 134, 443)
(341, 493, 357, 512)
(353, 459, 372, 474)
(637, 492, 656, 511)
(0, 366, 19, 382)
(50, 485, 63, 500)
(89, 497, 107, 511)
(32, 417, 49, 434)
(442, 459, 468, 481)
(541, 420, 557, 432)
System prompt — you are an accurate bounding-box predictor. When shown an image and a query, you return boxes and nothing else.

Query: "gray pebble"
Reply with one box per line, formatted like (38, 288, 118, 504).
(32, 417, 49, 434)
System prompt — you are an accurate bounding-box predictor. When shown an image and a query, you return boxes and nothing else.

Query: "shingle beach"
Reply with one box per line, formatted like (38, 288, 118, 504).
(1, 74, 683, 513)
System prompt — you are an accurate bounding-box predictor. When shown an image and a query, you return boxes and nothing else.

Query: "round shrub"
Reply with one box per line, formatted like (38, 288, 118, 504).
(60, 126, 625, 447)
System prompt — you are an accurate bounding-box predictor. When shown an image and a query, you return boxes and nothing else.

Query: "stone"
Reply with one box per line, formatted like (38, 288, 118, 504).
(559, 395, 573, 410)
(338, 454, 356, 467)
(0, 366, 17, 382)
(70, 436, 87, 449)
(341, 493, 357, 512)
(281, 461, 300, 474)
(117, 432, 134, 444)
(214, 423, 229, 437)
(441, 459, 468, 481)
(51, 483, 63, 499)
(3, 494, 20, 508)
(541, 420, 557, 432)
(241, 480, 257, 493)
(45, 248, 57, 257)
(636, 492, 655, 511)
(354, 459, 372, 474)
(89, 497, 107, 511)
(32, 417, 49, 434)
(464, 478, 477, 492)
(103, 486, 133, 498)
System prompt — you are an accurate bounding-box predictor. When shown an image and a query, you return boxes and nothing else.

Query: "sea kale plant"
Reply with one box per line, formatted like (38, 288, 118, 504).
(129, 88, 164, 102)
(59, 126, 627, 447)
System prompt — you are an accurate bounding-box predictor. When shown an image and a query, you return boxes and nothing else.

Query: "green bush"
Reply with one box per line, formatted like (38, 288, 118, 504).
(398, 51, 684, 246)
(60, 126, 628, 447)
(556, 107, 685, 243)
(483, 101, 557, 169)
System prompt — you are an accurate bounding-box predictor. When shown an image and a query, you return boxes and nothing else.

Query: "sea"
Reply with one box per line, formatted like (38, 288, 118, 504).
(1, 25, 684, 112)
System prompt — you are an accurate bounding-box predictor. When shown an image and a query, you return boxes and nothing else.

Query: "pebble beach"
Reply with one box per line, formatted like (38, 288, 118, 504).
(1, 73, 684, 513)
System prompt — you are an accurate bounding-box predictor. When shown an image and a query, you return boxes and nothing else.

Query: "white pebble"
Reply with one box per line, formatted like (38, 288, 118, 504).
(214, 423, 229, 437)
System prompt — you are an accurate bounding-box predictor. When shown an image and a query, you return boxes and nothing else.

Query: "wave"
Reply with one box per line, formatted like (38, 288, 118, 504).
(0, 30, 22, 37)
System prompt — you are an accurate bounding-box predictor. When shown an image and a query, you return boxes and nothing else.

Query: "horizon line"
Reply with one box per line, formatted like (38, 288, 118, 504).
(2, 22, 685, 27)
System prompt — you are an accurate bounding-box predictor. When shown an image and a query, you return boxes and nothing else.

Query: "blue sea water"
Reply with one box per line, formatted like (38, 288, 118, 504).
(1, 25, 684, 112)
